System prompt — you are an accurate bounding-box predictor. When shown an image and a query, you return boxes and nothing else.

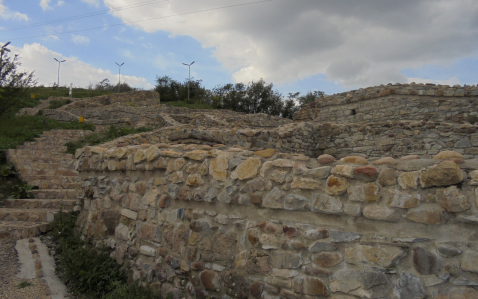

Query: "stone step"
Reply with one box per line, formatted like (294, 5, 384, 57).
(5, 199, 75, 210)
(0, 208, 68, 223)
(24, 179, 80, 190)
(0, 220, 51, 240)
(32, 189, 77, 199)
(19, 168, 79, 177)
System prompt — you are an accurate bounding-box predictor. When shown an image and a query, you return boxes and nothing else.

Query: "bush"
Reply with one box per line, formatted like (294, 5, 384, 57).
(47, 99, 71, 109)
(8, 182, 36, 199)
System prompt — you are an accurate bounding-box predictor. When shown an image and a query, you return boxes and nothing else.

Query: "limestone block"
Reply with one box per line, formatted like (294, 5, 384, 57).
(317, 154, 336, 164)
(405, 205, 445, 224)
(331, 165, 354, 178)
(133, 150, 146, 164)
(139, 245, 156, 257)
(120, 208, 138, 220)
(348, 183, 380, 203)
(269, 169, 289, 184)
(311, 193, 343, 214)
(284, 194, 308, 210)
(209, 152, 232, 181)
(436, 186, 470, 212)
(305, 166, 331, 179)
(325, 175, 349, 196)
(254, 148, 276, 158)
(146, 146, 161, 162)
(363, 204, 401, 222)
(272, 159, 294, 168)
(385, 189, 421, 208)
(420, 161, 463, 188)
(378, 168, 398, 186)
(398, 171, 421, 190)
(344, 244, 406, 268)
(169, 171, 185, 184)
(433, 151, 464, 160)
(291, 177, 321, 190)
(262, 187, 285, 209)
(167, 158, 185, 173)
(183, 150, 208, 161)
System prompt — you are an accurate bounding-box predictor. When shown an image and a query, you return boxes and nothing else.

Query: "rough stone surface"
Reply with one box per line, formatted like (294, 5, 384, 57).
(413, 247, 442, 275)
(325, 175, 349, 196)
(347, 183, 380, 203)
(420, 161, 464, 188)
(435, 186, 470, 212)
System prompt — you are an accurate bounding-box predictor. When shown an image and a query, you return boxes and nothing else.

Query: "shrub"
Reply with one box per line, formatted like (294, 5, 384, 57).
(8, 182, 36, 199)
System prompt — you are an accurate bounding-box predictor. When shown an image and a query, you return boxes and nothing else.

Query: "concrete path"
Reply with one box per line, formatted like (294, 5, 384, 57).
(16, 237, 68, 298)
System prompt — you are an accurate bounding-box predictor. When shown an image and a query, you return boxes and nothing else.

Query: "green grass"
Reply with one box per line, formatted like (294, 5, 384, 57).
(65, 125, 153, 155)
(0, 114, 95, 163)
(47, 99, 72, 109)
(29, 86, 116, 100)
(163, 100, 215, 110)
(17, 281, 33, 289)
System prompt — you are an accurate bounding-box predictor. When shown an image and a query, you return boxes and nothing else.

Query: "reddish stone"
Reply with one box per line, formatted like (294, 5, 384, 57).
(158, 194, 169, 208)
(353, 166, 379, 182)
(313, 252, 342, 267)
(303, 266, 332, 277)
(283, 225, 297, 238)
(317, 154, 336, 164)
(200, 270, 221, 290)
(259, 222, 281, 234)
(191, 262, 205, 271)
(250, 281, 263, 297)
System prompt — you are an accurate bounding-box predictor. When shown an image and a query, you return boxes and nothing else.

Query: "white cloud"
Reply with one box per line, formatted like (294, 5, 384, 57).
(103, 0, 478, 88)
(407, 77, 461, 86)
(10, 43, 152, 89)
(40, 0, 52, 11)
(42, 25, 63, 41)
(0, 1, 28, 21)
(71, 35, 90, 45)
(57, 1, 65, 7)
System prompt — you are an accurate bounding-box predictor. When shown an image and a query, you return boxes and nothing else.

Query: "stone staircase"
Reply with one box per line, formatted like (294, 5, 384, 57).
(0, 129, 91, 239)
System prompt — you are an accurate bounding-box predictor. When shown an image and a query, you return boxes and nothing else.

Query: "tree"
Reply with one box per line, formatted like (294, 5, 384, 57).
(0, 43, 36, 117)
(296, 90, 324, 108)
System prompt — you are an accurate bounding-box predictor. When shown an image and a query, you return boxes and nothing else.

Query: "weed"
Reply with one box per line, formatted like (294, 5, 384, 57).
(8, 182, 37, 199)
(47, 99, 71, 109)
(17, 281, 32, 288)
(0, 164, 16, 180)
(103, 281, 161, 299)
(65, 125, 153, 155)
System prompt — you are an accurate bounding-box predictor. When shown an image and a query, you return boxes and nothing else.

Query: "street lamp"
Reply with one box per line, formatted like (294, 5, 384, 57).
(182, 61, 195, 100)
(54, 57, 66, 93)
(115, 62, 124, 93)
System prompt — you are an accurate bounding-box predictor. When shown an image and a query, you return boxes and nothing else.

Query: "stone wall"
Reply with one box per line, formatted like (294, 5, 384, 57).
(97, 120, 478, 160)
(294, 83, 478, 124)
(75, 143, 478, 299)
(42, 90, 293, 131)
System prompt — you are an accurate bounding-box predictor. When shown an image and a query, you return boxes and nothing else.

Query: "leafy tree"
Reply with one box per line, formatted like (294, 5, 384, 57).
(296, 90, 324, 107)
(0, 43, 36, 117)
(155, 75, 181, 102)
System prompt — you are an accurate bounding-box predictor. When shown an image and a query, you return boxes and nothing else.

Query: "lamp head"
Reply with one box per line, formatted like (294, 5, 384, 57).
(2, 41, 10, 48)
(54, 58, 59, 62)
(191, 61, 195, 65)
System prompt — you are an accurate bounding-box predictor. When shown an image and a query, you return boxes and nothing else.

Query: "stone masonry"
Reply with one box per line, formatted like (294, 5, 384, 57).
(75, 142, 478, 299)
(0, 129, 91, 239)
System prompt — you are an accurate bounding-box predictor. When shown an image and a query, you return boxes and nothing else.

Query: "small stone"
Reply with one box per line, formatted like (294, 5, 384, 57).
(405, 205, 444, 224)
(249, 281, 263, 297)
(433, 151, 464, 160)
(330, 230, 360, 242)
(317, 154, 336, 164)
(282, 226, 297, 238)
(398, 171, 421, 190)
(372, 157, 398, 165)
(345, 244, 405, 268)
(312, 252, 342, 267)
(420, 161, 463, 188)
(291, 177, 321, 190)
(378, 168, 398, 186)
(348, 183, 380, 203)
(183, 150, 208, 161)
(461, 251, 478, 273)
(231, 157, 261, 180)
(437, 244, 462, 258)
(281, 240, 306, 250)
(385, 189, 421, 208)
(413, 247, 442, 275)
(343, 156, 368, 165)
(284, 194, 308, 210)
(325, 175, 349, 196)
(396, 273, 426, 299)
(259, 222, 282, 234)
(436, 186, 470, 212)
(303, 228, 329, 240)
(262, 187, 285, 209)
(254, 148, 276, 158)
(311, 193, 343, 214)
(302, 277, 329, 296)
(353, 166, 379, 182)
(309, 242, 336, 253)
(363, 205, 401, 222)
(200, 270, 221, 290)
(186, 174, 205, 187)
(306, 166, 331, 179)
(331, 165, 354, 178)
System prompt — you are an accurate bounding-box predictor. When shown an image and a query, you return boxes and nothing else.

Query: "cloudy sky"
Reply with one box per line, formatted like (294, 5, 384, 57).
(1, 0, 478, 96)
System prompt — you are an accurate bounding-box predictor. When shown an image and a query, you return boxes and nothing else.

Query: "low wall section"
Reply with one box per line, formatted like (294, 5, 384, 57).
(294, 83, 478, 124)
(75, 144, 478, 299)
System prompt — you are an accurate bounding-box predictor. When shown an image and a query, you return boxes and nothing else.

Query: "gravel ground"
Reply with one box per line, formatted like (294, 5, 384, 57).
(0, 236, 51, 299)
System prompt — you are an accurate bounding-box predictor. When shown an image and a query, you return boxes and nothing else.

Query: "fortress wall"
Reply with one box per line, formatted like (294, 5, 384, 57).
(294, 83, 478, 123)
(74, 144, 478, 299)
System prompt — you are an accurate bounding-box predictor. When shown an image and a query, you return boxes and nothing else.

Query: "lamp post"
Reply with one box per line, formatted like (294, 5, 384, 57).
(182, 61, 195, 100)
(54, 58, 66, 94)
(115, 62, 124, 93)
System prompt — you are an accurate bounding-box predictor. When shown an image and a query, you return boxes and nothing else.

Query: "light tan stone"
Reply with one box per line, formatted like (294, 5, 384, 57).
(115, 147, 130, 159)
(254, 148, 276, 158)
(161, 150, 183, 158)
(363, 205, 401, 222)
(325, 175, 349, 196)
(291, 177, 321, 190)
(199, 160, 208, 175)
(331, 165, 354, 178)
(343, 156, 368, 165)
(209, 152, 233, 181)
(345, 244, 405, 268)
(146, 146, 161, 162)
(183, 150, 208, 161)
(420, 161, 463, 188)
(231, 157, 261, 180)
(167, 158, 185, 173)
(317, 154, 336, 164)
(405, 205, 445, 224)
(372, 157, 398, 165)
(269, 169, 289, 184)
(434, 151, 464, 160)
(347, 183, 380, 203)
(169, 171, 185, 183)
(385, 189, 420, 208)
(378, 168, 397, 186)
(260, 161, 274, 177)
(468, 170, 478, 185)
(186, 174, 204, 187)
(436, 186, 470, 212)
(398, 171, 421, 190)
(133, 150, 146, 164)
(272, 159, 294, 168)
